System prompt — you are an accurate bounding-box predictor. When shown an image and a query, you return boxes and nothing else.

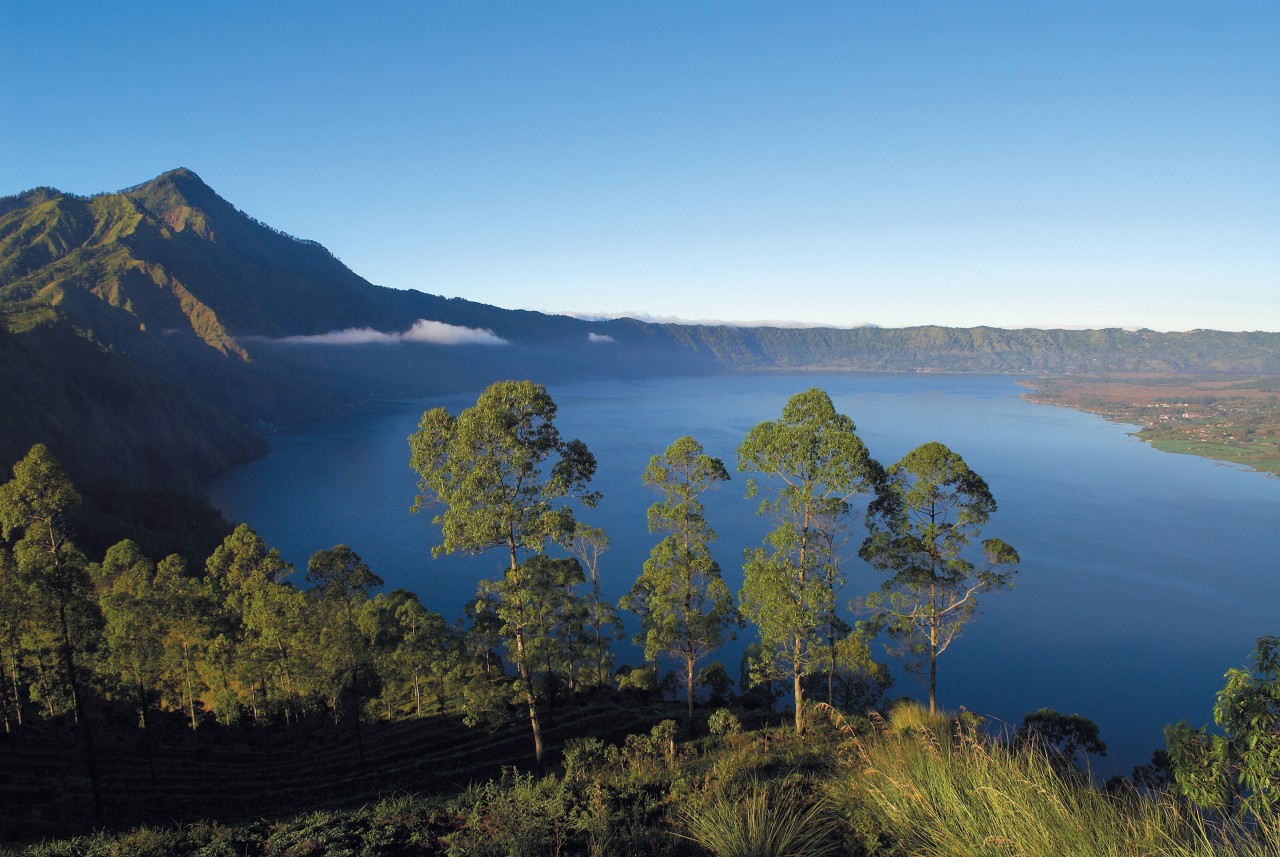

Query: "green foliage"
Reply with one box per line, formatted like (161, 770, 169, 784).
(1017, 707, 1108, 771)
(409, 380, 598, 567)
(737, 388, 881, 732)
(708, 707, 743, 738)
(697, 661, 734, 707)
(622, 435, 737, 725)
(1166, 636, 1280, 834)
(859, 441, 1019, 713)
(409, 380, 599, 770)
(801, 631, 892, 717)
(0, 445, 98, 723)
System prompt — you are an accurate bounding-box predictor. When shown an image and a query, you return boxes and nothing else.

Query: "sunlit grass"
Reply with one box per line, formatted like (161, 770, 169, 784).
(845, 702, 1277, 857)
(678, 779, 839, 857)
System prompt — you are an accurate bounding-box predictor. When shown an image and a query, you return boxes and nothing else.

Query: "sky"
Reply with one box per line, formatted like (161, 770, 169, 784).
(2, 1, 1277, 332)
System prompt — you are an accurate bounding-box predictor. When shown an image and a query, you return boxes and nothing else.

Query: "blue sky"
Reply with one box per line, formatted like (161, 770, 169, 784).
(2, 1, 1276, 331)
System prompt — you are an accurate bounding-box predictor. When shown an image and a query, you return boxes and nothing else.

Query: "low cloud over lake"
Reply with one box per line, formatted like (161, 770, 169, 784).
(274, 319, 508, 346)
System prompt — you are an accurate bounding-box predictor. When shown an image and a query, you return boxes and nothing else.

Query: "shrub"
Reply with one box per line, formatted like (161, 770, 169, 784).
(708, 708, 743, 738)
(562, 736, 610, 782)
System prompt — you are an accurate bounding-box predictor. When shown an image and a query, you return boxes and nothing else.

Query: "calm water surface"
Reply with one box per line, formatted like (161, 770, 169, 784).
(207, 372, 1280, 776)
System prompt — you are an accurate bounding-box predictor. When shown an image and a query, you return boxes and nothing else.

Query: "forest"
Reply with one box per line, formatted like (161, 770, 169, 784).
(0, 381, 1276, 856)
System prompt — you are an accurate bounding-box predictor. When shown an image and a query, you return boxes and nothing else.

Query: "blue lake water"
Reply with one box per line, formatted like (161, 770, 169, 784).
(206, 372, 1280, 777)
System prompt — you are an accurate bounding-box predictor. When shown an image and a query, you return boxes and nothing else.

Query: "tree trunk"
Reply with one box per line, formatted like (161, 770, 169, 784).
(434, 673, 450, 725)
(509, 541, 544, 772)
(183, 643, 198, 731)
(929, 580, 938, 715)
(514, 626, 544, 772)
(2, 647, 20, 728)
(350, 665, 366, 766)
(794, 635, 805, 733)
(593, 579, 607, 687)
(827, 640, 836, 707)
(686, 652, 695, 728)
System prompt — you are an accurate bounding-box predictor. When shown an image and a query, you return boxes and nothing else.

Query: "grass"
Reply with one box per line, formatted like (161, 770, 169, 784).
(844, 703, 1278, 857)
(678, 779, 839, 857)
(1149, 438, 1280, 475)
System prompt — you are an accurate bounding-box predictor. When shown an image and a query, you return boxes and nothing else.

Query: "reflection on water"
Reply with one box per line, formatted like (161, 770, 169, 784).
(208, 372, 1280, 776)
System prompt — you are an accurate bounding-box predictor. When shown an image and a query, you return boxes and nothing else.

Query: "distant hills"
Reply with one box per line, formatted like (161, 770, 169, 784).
(2, 167, 1277, 554)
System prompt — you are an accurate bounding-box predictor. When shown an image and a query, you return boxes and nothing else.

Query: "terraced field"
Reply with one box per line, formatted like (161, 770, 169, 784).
(0, 695, 689, 844)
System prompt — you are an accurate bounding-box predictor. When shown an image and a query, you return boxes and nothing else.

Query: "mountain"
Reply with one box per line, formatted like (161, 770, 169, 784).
(0, 169, 693, 419)
(2, 167, 1278, 554)
(0, 169, 708, 554)
(659, 323, 1280, 374)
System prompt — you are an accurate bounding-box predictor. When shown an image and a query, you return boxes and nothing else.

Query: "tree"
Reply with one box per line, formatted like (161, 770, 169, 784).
(566, 522, 624, 687)
(0, 445, 97, 721)
(859, 441, 1019, 714)
(152, 553, 216, 730)
(696, 661, 733, 707)
(477, 554, 587, 722)
(1017, 708, 1107, 772)
(364, 589, 457, 720)
(800, 631, 892, 716)
(308, 544, 383, 763)
(408, 380, 598, 770)
(204, 524, 301, 724)
(0, 444, 102, 817)
(622, 435, 737, 726)
(95, 540, 166, 733)
(1165, 636, 1280, 835)
(0, 546, 31, 730)
(737, 389, 881, 733)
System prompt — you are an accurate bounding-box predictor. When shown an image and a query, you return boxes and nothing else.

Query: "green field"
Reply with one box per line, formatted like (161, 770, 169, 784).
(1147, 437, 1280, 476)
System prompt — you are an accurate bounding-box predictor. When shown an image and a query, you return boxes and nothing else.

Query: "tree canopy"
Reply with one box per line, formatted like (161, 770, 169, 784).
(859, 441, 1019, 714)
(408, 380, 599, 770)
(622, 435, 737, 726)
(737, 388, 882, 732)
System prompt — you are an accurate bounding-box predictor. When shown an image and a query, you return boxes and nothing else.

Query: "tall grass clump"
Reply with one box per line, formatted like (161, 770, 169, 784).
(678, 779, 838, 857)
(847, 702, 1277, 857)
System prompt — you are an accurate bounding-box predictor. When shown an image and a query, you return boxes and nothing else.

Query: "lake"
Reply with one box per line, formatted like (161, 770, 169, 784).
(206, 371, 1280, 777)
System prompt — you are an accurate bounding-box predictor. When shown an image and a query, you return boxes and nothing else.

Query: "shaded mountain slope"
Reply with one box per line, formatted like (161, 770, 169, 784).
(0, 311, 265, 558)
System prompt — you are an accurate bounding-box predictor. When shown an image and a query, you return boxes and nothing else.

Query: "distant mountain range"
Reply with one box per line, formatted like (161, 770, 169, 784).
(3, 167, 1277, 555)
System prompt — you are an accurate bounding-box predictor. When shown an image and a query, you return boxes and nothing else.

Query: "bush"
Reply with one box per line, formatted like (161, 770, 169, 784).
(708, 708, 743, 738)
(562, 736, 610, 782)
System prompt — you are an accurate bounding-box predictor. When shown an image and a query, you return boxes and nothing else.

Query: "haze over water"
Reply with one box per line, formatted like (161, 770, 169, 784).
(207, 372, 1280, 777)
